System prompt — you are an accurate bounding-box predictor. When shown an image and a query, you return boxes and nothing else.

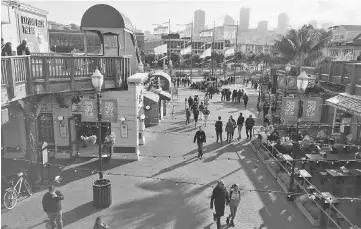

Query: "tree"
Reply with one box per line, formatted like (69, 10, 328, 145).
(191, 54, 201, 67)
(272, 24, 332, 73)
(170, 52, 181, 67)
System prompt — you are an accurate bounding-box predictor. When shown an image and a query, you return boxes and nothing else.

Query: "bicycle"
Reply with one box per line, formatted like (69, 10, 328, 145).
(3, 171, 32, 210)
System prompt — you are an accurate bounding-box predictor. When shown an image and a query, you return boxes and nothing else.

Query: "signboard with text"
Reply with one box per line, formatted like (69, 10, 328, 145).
(277, 75, 286, 89)
(82, 99, 97, 122)
(281, 97, 300, 121)
(101, 99, 118, 123)
(302, 97, 322, 122)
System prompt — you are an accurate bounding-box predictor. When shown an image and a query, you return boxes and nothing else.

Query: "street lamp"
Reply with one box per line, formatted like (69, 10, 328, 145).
(288, 70, 310, 199)
(91, 69, 104, 179)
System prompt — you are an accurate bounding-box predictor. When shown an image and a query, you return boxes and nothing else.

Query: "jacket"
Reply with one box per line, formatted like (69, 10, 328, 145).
(93, 223, 109, 229)
(243, 95, 249, 102)
(16, 44, 30, 55)
(186, 110, 191, 118)
(194, 130, 206, 143)
(193, 109, 199, 116)
(199, 104, 204, 112)
(210, 186, 229, 216)
(245, 118, 255, 128)
(225, 122, 234, 132)
(214, 120, 223, 132)
(237, 116, 245, 125)
(203, 109, 210, 115)
(42, 191, 64, 213)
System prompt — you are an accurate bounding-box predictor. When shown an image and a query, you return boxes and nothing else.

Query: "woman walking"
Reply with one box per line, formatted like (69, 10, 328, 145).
(193, 107, 199, 126)
(210, 180, 229, 229)
(203, 107, 210, 126)
(225, 119, 234, 143)
(226, 184, 241, 227)
(186, 108, 191, 125)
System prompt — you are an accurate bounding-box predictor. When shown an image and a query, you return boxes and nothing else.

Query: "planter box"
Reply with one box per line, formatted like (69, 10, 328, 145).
(295, 199, 320, 226)
(266, 163, 277, 178)
(276, 177, 288, 193)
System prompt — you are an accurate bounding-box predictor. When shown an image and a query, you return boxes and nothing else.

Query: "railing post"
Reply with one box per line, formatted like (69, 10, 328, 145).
(42, 57, 50, 92)
(70, 57, 75, 91)
(7, 58, 16, 99)
(340, 63, 345, 85)
(327, 62, 333, 82)
(25, 56, 34, 96)
(114, 58, 120, 88)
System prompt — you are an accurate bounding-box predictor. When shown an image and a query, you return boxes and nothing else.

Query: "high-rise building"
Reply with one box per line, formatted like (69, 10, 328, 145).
(239, 7, 250, 30)
(224, 15, 235, 25)
(309, 20, 318, 28)
(194, 9, 205, 37)
(321, 23, 333, 30)
(278, 13, 289, 30)
(257, 21, 268, 32)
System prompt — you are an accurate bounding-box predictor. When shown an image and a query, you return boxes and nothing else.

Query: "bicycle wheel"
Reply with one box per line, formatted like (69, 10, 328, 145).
(3, 190, 18, 210)
(23, 180, 32, 196)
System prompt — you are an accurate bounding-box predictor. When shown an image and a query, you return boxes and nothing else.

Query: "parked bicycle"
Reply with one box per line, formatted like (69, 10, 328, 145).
(3, 170, 32, 209)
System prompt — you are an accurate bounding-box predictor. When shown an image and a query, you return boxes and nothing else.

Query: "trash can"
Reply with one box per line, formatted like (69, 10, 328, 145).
(93, 179, 112, 209)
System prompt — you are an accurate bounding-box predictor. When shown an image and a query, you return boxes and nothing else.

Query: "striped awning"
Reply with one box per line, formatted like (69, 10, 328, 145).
(326, 93, 361, 116)
(149, 88, 171, 101)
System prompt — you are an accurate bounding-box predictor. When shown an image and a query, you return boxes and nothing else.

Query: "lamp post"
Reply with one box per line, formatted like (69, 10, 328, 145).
(91, 69, 104, 179)
(288, 71, 310, 199)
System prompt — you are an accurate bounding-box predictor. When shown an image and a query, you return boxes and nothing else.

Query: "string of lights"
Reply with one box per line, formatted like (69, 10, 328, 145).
(2, 155, 360, 202)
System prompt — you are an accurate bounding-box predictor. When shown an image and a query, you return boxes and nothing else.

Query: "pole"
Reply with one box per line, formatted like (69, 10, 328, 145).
(212, 21, 215, 85)
(168, 19, 171, 62)
(234, 22, 239, 84)
(190, 21, 193, 83)
(97, 91, 103, 179)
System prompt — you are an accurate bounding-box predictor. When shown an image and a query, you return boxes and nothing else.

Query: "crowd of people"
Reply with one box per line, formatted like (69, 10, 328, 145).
(1, 39, 31, 56)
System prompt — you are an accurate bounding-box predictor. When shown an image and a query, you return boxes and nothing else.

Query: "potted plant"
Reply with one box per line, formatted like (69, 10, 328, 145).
(295, 194, 321, 226)
(102, 133, 116, 160)
(81, 135, 97, 145)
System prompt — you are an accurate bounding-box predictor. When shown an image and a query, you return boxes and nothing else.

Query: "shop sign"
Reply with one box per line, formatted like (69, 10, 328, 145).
(302, 97, 322, 122)
(1, 108, 9, 124)
(286, 76, 297, 90)
(101, 99, 118, 123)
(82, 99, 97, 122)
(281, 97, 300, 121)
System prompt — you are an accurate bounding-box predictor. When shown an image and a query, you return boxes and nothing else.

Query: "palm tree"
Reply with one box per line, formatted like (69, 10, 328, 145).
(272, 25, 332, 74)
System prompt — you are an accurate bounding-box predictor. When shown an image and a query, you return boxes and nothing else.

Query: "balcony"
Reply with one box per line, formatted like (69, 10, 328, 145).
(1, 55, 131, 106)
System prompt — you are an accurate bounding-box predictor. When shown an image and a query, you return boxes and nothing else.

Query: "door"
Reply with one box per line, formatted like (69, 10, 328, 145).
(68, 116, 78, 157)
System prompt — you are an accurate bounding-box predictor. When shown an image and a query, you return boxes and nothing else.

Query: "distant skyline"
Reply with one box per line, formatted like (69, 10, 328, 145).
(24, 0, 361, 32)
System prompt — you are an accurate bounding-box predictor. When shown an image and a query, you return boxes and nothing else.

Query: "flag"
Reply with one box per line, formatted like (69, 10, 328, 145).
(224, 48, 235, 57)
(200, 29, 213, 37)
(180, 46, 192, 55)
(154, 44, 167, 55)
(200, 47, 212, 58)
(154, 26, 168, 35)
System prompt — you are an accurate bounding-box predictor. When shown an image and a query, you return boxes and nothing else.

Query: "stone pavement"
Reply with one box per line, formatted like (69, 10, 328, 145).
(1, 83, 316, 229)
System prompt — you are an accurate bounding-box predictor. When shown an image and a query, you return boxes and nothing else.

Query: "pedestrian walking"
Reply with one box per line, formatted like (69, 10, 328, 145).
(188, 96, 193, 109)
(186, 108, 191, 125)
(17, 40, 30, 55)
(204, 95, 209, 107)
(236, 113, 244, 140)
(232, 89, 237, 102)
(42, 185, 64, 229)
(93, 216, 109, 229)
(226, 184, 241, 227)
(214, 116, 223, 143)
(194, 95, 198, 106)
(203, 107, 210, 126)
(193, 107, 199, 126)
(221, 89, 226, 101)
(199, 102, 205, 120)
(243, 93, 249, 109)
(245, 114, 255, 139)
(225, 119, 234, 143)
(210, 180, 229, 229)
(237, 89, 241, 103)
(257, 103, 262, 118)
(194, 126, 206, 159)
(230, 115, 236, 140)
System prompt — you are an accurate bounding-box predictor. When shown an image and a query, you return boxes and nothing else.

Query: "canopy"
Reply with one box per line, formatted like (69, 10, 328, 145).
(326, 93, 361, 116)
(152, 71, 171, 91)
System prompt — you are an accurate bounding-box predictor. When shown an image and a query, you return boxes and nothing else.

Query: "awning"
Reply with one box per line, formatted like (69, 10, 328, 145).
(143, 90, 159, 103)
(149, 88, 171, 101)
(326, 93, 361, 116)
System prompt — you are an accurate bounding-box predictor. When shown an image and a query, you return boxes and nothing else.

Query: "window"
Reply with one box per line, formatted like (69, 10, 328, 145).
(332, 108, 342, 135)
(38, 114, 55, 144)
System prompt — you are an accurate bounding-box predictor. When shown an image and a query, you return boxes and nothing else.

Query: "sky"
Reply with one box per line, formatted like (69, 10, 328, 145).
(24, 0, 361, 32)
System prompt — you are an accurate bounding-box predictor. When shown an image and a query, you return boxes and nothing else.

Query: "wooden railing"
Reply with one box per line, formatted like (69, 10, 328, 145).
(1, 55, 131, 104)
(318, 60, 361, 86)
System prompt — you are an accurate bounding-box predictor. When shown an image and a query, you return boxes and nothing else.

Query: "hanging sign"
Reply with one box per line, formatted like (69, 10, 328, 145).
(286, 76, 297, 90)
(101, 99, 118, 123)
(277, 75, 286, 89)
(82, 99, 97, 122)
(302, 97, 322, 122)
(1, 108, 9, 124)
(281, 97, 300, 121)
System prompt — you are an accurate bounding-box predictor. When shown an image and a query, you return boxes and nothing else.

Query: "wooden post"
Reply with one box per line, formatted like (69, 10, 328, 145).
(42, 57, 50, 92)
(6, 58, 16, 99)
(70, 57, 75, 90)
(114, 58, 120, 87)
(83, 31, 88, 55)
(25, 56, 33, 96)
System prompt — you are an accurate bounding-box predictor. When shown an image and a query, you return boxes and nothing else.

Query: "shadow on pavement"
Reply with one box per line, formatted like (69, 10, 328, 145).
(183, 142, 220, 157)
(150, 157, 198, 178)
(63, 201, 102, 226)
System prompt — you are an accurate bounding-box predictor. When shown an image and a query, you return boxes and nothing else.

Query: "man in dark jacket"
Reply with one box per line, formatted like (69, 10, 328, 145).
(194, 126, 206, 159)
(237, 113, 245, 140)
(243, 94, 249, 109)
(214, 116, 223, 143)
(188, 96, 193, 109)
(245, 114, 255, 139)
(17, 40, 30, 55)
(42, 185, 64, 229)
(193, 107, 199, 126)
(210, 180, 229, 229)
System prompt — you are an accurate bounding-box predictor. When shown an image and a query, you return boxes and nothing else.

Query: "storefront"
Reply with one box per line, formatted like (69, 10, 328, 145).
(326, 93, 361, 144)
(1, 1, 49, 53)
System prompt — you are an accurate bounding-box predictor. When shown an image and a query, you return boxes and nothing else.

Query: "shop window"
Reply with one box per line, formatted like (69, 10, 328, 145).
(38, 114, 55, 144)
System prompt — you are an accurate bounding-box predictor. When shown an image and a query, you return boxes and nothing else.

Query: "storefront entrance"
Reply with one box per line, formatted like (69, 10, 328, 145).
(73, 115, 111, 157)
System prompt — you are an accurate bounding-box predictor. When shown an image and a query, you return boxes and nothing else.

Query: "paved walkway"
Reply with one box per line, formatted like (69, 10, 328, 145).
(1, 84, 316, 229)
